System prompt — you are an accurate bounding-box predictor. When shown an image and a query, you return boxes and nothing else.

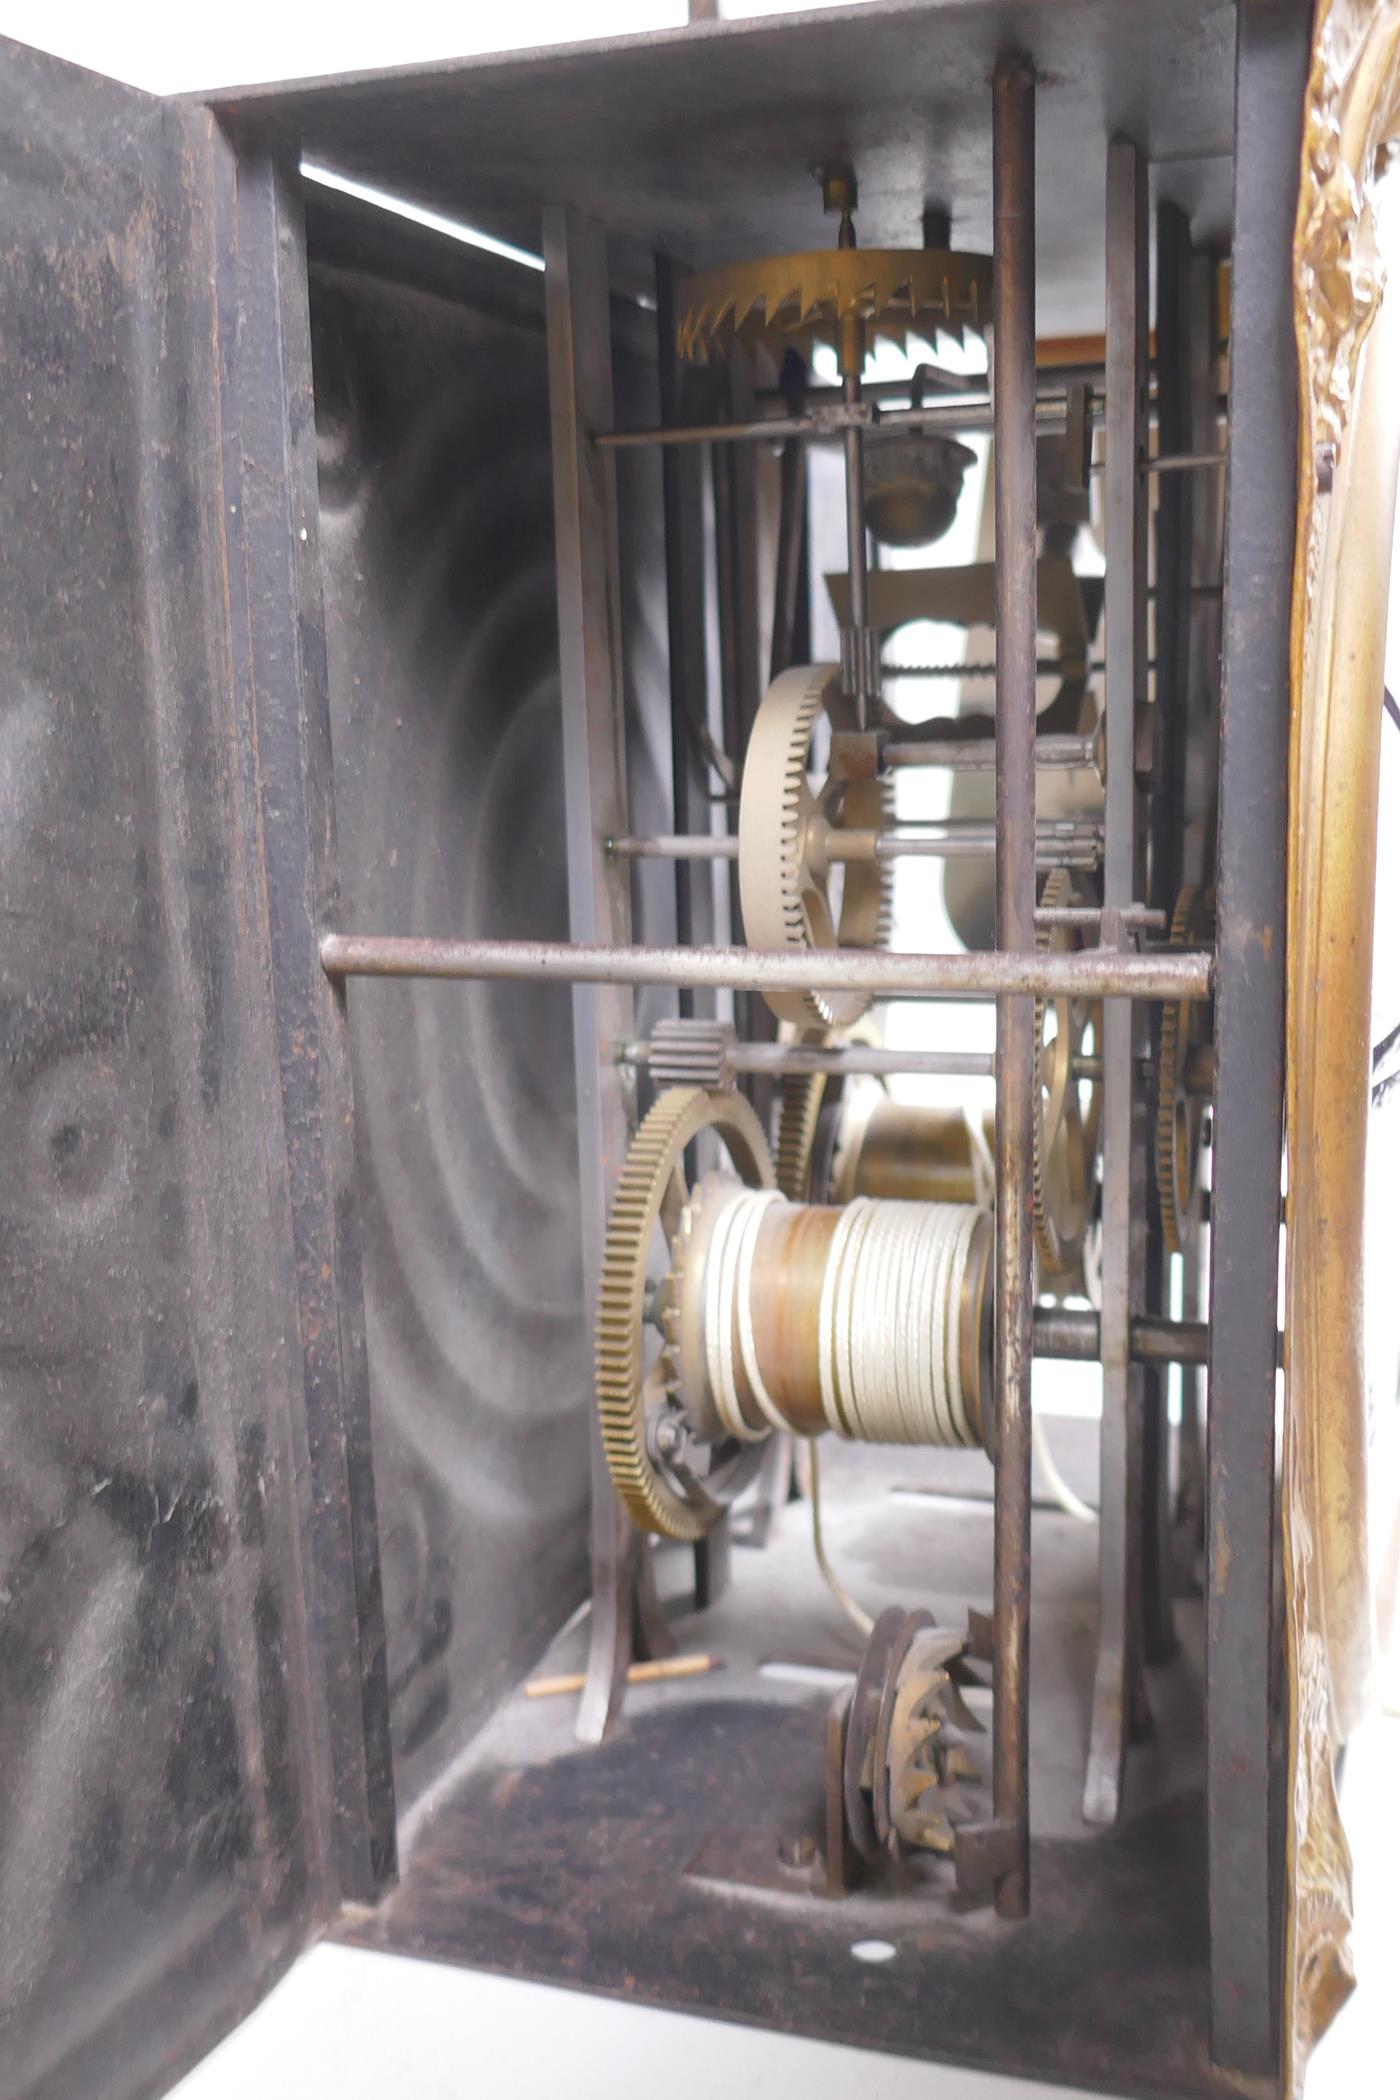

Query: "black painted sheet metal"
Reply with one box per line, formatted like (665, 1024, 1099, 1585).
(305, 230, 673, 1807)
(0, 40, 390, 2100)
(209, 0, 1239, 339)
(1207, 0, 1311, 2078)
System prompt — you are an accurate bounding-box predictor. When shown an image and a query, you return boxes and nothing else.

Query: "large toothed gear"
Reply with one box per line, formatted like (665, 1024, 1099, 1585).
(596, 1087, 773, 1541)
(676, 247, 991, 368)
(1032, 870, 1103, 1284)
(738, 665, 893, 1029)
(1155, 884, 1217, 1254)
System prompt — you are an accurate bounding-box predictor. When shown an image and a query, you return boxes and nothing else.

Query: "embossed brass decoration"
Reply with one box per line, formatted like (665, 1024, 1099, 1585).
(1284, 3, 1400, 2091)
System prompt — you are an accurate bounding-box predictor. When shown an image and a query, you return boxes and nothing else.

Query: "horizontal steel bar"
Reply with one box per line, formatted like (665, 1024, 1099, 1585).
(319, 934, 1212, 1003)
(1034, 1308, 1280, 1369)
(757, 373, 1079, 410)
(610, 819, 1102, 858)
(884, 733, 1098, 772)
(884, 658, 1074, 679)
(1034, 903, 1166, 931)
(872, 833, 1099, 867)
(594, 395, 1070, 451)
(1088, 448, 1226, 479)
(1032, 1309, 1210, 1367)
(609, 833, 739, 860)
(622, 1039, 998, 1081)
(601, 393, 1227, 457)
(607, 825, 1102, 870)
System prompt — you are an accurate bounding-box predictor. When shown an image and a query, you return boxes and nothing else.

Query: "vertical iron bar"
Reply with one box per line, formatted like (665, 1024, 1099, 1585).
(657, 260, 730, 1607)
(1175, 244, 1225, 1571)
(991, 53, 1036, 1921)
(220, 142, 398, 1901)
(543, 206, 637, 1745)
(711, 373, 763, 1046)
(656, 256, 718, 996)
(1207, 0, 1309, 2072)
(843, 375, 873, 728)
(770, 430, 809, 682)
(1141, 199, 1196, 1668)
(1085, 135, 1149, 1827)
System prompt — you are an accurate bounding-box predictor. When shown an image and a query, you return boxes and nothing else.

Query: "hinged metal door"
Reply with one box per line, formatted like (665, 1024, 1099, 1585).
(0, 37, 394, 2100)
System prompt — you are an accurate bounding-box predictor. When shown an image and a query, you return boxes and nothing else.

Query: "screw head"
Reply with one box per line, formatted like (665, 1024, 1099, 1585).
(778, 1831, 818, 1870)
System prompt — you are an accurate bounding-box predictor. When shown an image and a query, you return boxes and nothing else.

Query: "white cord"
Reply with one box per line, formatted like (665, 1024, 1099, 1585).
(703, 1188, 988, 1453)
(1032, 1410, 1097, 1523)
(966, 1109, 997, 1209)
(807, 1438, 874, 1637)
(822, 1199, 985, 1447)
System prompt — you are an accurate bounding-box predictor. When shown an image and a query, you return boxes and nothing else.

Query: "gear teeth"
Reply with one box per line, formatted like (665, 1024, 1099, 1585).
(739, 666, 893, 1031)
(874, 776, 896, 949)
(676, 247, 992, 368)
(1154, 884, 1217, 1253)
(774, 1027, 832, 1200)
(649, 1018, 736, 1092)
(1032, 867, 1101, 1284)
(596, 1087, 773, 1541)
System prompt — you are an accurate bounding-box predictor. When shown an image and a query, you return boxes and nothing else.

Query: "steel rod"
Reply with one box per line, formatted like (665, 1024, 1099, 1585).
(884, 733, 1097, 771)
(757, 370, 1101, 410)
(598, 390, 1226, 456)
(842, 368, 874, 727)
(1032, 1309, 1211, 1367)
(594, 396, 1068, 450)
(542, 205, 638, 1746)
(1035, 903, 1166, 931)
(1085, 132, 1151, 1832)
(1088, 448, 1225, 479)
(990, 53, 1037, 1923)
(319, 933, 1211, 1003)
(607, 824, 1103, 868)
(623, 1039, 998, 1080)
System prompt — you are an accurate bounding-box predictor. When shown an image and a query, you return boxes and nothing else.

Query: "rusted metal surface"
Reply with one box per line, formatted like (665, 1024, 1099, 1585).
(319, 933, 1210, 1003)
(343, 1679, 1267, 2100)
(985, 51, 1037, 1922)
(1032, 1311, 1212, 1368)
(542, 206, 641, 1745)
(655, 254, 719, 987)
(1207, 0, 1311, 2074)
(0, 42, 392, 2100)
(1085, 130, 1150, 1832)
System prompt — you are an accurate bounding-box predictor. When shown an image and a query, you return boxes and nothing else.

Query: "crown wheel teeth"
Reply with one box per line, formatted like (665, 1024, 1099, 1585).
(675, 246, 993, 368)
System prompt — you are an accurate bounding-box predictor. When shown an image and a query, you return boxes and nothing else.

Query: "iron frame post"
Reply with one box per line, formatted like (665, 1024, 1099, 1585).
(542, 205, 638, 1746)
(1085, 133, 1151, 1828)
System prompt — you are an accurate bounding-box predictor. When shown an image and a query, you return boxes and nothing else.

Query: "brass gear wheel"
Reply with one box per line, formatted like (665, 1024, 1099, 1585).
(772, 1016, 888, 1201)
(1155, 884, 1217, 1253)
(676, 247, 991, 368)
(1032, 870, 1103, 1283)
(738, 664, 893, 1030)
(596, 1086, 773, 1541)
(775, 1049, 829, 1201)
